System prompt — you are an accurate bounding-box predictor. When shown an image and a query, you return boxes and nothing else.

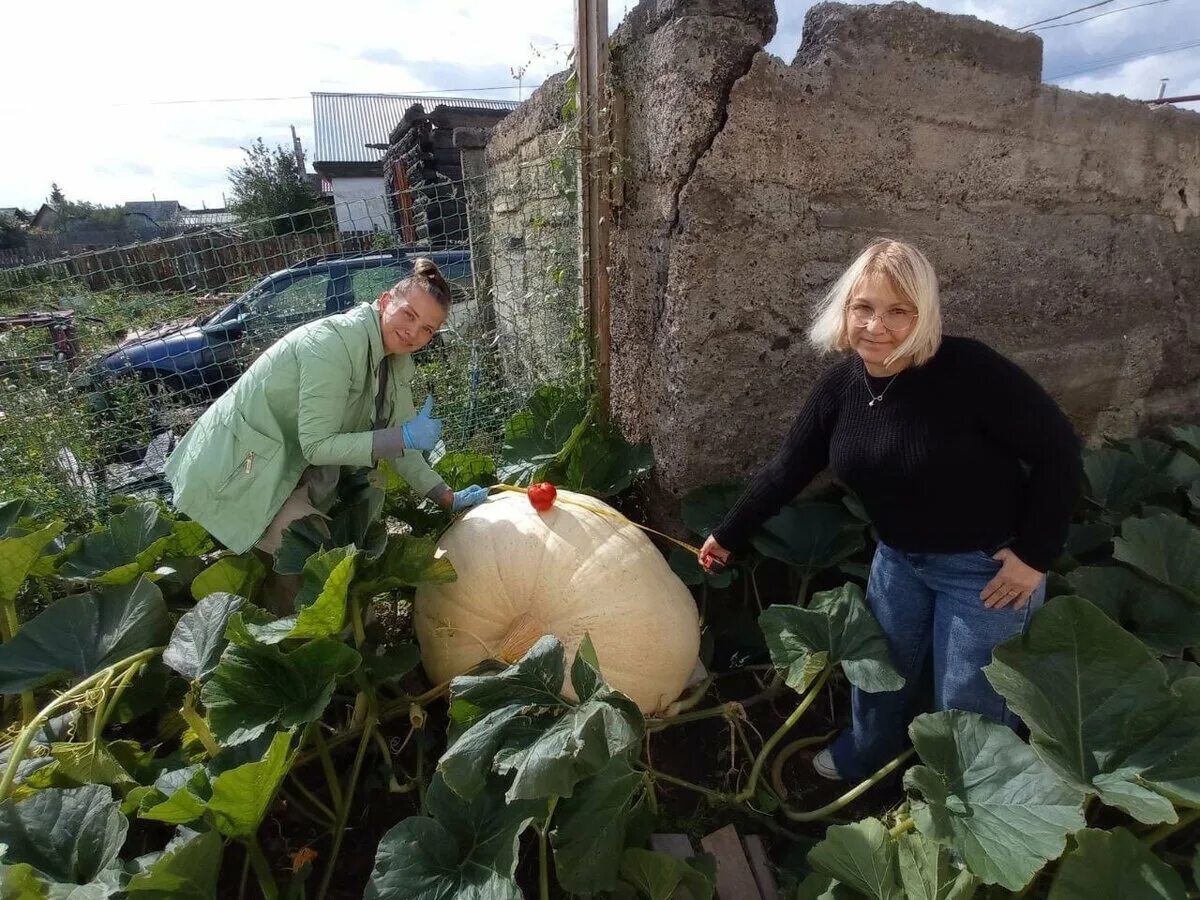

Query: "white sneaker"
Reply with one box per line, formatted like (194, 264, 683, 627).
(812, 747, 843, 781)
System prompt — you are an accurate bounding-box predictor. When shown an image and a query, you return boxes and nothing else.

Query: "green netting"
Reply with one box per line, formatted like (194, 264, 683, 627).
(0, 164, 585, 526)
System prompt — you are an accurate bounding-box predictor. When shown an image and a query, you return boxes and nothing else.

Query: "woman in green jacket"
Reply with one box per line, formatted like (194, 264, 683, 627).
(165, 258, 488, 555)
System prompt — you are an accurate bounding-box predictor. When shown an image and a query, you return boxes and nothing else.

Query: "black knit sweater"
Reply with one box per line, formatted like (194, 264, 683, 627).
(712, 336, 1083, 572)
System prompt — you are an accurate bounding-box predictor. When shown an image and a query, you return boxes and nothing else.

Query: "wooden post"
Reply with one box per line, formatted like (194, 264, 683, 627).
(454, 127, 497, 339)
(575, 0, 612, 412)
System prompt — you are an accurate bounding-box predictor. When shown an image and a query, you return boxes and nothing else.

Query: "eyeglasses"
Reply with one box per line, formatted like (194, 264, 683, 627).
(847, 303, 918, 332)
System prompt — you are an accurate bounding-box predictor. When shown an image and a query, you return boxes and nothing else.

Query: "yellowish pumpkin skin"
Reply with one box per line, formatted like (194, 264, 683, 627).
(414, 489, 701, 714)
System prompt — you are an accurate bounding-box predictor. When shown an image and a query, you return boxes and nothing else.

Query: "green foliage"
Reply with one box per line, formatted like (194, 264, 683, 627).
(759, 584, 904, 694)
(226, 138, 330, 236)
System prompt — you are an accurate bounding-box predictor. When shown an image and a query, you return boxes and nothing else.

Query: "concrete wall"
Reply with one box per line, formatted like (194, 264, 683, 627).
(606, 0, 1200, 499)
(484, 72, 585, 394)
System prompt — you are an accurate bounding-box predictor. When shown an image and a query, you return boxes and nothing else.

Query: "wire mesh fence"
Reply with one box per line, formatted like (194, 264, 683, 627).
(0, 160, 585, 525)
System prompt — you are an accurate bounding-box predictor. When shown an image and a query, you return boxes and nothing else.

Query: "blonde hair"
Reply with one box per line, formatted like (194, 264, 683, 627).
(391, 257, 451, 309)
(808, 238, 943, 367)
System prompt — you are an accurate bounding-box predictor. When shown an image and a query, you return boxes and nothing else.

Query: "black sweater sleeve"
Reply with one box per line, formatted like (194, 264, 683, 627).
(962, 340, 1082, 571)
(711, 366, 841, 553)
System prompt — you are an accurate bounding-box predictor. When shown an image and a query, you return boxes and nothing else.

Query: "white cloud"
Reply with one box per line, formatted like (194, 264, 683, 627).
(1, 0, 1195, 212)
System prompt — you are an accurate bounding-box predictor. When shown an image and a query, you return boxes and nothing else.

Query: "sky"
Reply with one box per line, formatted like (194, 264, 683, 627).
(1, 0, 1196, 213)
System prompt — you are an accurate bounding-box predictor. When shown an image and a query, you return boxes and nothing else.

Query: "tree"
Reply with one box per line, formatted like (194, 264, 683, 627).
(48, 183, 66, 209)
(0, 211, 26, 250)
(227, 138, 330, 235)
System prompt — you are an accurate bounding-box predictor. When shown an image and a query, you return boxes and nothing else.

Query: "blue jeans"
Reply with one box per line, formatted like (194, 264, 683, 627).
(829, 542, 1045, 782)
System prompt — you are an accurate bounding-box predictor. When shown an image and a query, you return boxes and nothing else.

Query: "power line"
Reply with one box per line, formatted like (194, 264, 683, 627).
(1047, 37, 1200, 79)
(1018, 0, 1116, 30)
(1030, 0, 1170, 31)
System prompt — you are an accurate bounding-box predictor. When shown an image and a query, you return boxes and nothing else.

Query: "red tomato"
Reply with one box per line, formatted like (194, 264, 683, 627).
(528, 482, 557, 512)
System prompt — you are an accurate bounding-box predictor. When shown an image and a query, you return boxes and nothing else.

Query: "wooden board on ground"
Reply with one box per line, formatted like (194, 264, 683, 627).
(700, 824, 763, 900)
(650, 834, 700, 900)
(741, 834, 778, 900)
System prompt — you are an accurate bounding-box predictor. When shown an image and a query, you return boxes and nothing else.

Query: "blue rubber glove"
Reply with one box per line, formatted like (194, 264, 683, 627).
(401, 395, 443, 452)
(452, 485, 489, 511)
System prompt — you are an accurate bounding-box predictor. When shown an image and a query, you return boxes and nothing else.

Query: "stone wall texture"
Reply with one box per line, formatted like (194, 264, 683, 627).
(603, 0, 1200, 500)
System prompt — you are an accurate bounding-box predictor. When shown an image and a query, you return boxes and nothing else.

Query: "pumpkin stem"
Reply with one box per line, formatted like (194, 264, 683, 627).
(498, 612, 546, 663)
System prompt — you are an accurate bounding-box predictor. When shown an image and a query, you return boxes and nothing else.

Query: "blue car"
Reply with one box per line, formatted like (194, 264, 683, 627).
(86, 249, 472, 462)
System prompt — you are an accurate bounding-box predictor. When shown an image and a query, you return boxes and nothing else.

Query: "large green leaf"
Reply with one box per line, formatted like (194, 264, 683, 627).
(190, 555, 264, 603)
(57, 504, 212, 584)
(365, 772, 544, 900)
(435, 451, 497, 491)
(439, 636, 643, 802)
(1113, 513, 1200, 605)
(0, 499, 41, 535)
(46, 740, 136, 791)
(985, 595, 1184, 822)
(807, 818, 903, 900)
(1120, 438, 1200, 490)
(616, 849, 714, 900)
(1083, 447, 1169, 518)
(245, 546, 358, 644)
(752, 503, 865, 575)
(904, 710, 1086, 891)
(498, 385, 588, 486)
(124, 829, 222, 900)
(1134, 676, 1200, 807)
(895, 831, 978, 900)
(0, 785, 127, 885)
(163, 593, 245, 682)
(551, 756, 650, 894)
(201, 627, 361, 745)
(138, 768, 211, 827)
(759, 584, 905, 694)
(561, 426, 654, 498)
(1047, 828, 1186, 900)
(352, 534, 455, 600)
(1068, 565, 1200, 655)
(206, 731, 294, 839)
(680, 483, 746, 537)
(0, 578, 170, 694)
(0, 521, 65, 602)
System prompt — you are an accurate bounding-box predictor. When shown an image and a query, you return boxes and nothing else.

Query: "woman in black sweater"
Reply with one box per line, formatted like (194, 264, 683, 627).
(699, 238, 1082, 781)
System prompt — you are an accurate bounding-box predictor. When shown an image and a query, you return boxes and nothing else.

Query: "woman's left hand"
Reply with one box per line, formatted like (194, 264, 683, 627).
(981, 549, 1043, 610)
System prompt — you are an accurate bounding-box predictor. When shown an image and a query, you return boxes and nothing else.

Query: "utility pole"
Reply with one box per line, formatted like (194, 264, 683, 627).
(1157, 78, 1169, 100)
(291, 125, 307, 175)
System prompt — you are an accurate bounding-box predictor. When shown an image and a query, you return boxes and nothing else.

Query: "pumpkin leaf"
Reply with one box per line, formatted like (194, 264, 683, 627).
(807, 817, 903, 900)
(904, 710, 1086, 891)
(1082, 448, 1168, 519)
(0, 498, 42, 535)
(1047, 828, 1187, 900)
(616, 849, 715, 900)
(365, 772, 544, 900)
(138, 768, 211, 827)
(0, 521, 65, 602)
(273, 516, 334, 576)
(680, 484, 745, 537)
(895, 831, 978, 900)
(435, 451, 497, 491)
(1168, 424, 1200, 458)
(245, 546, 358, 644)
(499, 385, 589, 486)
(1068, 565, 1200, 654)
(353, 534, 456, 599)
(551, 755, 649, 894)
(1133, 675, 1200, 807)
(1120, 437, 1200, 489)
(561, 426, 654, 498)
(440, 636, 643, 802)
(1065, 522, 1114, 559)
(190, 555, 264, 603)
(163, 593, 245, 681)
(1113, 513, 1200, 605)
(985, 595, 1188, 822)
(0, 577, 170, 694)
(46, 740, 136, 791)
(206, 731, 294, 839)
(124, 829, 222, 900)
(752, 503, 864, 575)
(759, 584, 905, 694)
(0, 785, 127, 885)
(361, 644, 422, 686)
(201, 625, 361, 745)
(57, 504, 212, 584)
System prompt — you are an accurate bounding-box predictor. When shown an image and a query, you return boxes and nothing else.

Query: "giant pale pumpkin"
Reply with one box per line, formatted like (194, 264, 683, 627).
(414, 489, 701, 713)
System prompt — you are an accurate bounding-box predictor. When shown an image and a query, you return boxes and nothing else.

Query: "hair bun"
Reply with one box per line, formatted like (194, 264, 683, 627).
(412, 257, 439, 277)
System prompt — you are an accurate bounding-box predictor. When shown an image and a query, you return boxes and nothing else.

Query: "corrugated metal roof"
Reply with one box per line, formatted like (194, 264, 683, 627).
(312, 92, 521, 164)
